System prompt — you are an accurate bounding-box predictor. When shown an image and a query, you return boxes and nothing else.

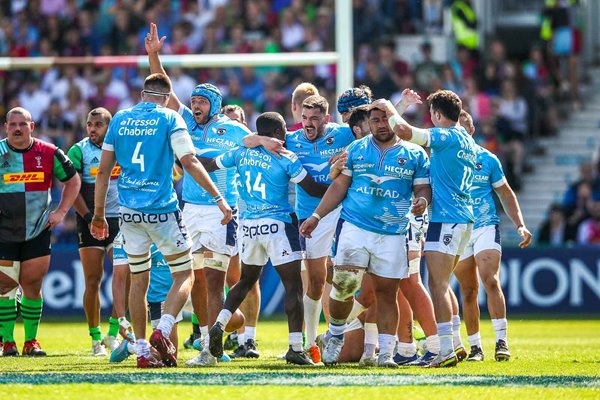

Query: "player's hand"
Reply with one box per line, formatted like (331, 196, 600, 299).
(90, 215, 109, 240)
(394, 88, 422, 112)
(299, 217, 319, 238)
(145, 22, 166, 54)
(260, 136, 284, 158)
(328, 151, 347, 165)
(411, 197, 428, 216)
(517, 225, 532, 248)
(329, 153, 347, 180)
(47, 209, 67, 229)
(370, 98, 397, 117)
(217, 199, 233, 225)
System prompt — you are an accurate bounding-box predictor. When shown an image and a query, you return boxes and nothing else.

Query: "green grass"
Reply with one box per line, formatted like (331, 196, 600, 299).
(0, 319, 599, 399)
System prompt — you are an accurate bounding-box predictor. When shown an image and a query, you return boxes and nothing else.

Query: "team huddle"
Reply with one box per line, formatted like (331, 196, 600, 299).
(0, 23, 532, 368)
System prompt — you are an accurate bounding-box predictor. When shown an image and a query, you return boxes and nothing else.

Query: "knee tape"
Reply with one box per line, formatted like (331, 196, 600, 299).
(408, 258, 421, 275)
(330, 268, 364, 302)
(204, 253, 230, 272)
(0, 261, 20, 283)
(193, 253, 204, 270)
(128, 255, 151, 274)
(169, 252, 194, 273)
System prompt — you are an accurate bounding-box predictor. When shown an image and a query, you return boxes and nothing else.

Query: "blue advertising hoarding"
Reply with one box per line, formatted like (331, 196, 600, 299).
(41, 245, 600, 316)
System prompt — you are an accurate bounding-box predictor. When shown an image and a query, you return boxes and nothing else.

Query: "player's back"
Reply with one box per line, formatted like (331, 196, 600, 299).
(217, 146, 307, 223)
(105, 102, 185, 214)
(428, 125, 476, 224)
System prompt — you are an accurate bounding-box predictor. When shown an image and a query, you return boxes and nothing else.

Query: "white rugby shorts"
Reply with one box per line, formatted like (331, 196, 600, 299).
(239, 217, 302, 267)
(459, 224, 502, 261)
(334, 220, 409, 280)
(424, 222, 473, 257)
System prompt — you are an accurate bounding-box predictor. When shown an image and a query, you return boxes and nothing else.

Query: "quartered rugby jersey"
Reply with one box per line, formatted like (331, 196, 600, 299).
(103, 102, 186, 214)
(471, 145, 506, 229)
(68, 137, 120, 218)
(0, 138, 76, 242)
(216, 146, 307, 223)
(179, 106, 250, 206)
(287, 123, 355, 219)
(428, 126, 476, 224)
(341, 136, 430, 235)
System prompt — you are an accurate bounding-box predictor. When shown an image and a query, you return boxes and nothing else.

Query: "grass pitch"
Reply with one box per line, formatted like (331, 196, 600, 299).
(0, 318, 598, 399)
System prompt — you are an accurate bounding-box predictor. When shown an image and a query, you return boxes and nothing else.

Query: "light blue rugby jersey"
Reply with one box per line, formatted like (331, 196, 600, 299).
(103, 102, 185, 213)
(341, 136, 430, 235)
(427, 125, 476, 224)
(286, 123, 355, 219)
(112, 237, 171, 303)
(179, 106, 250, 206)
(216, 146, 307, 223)
(471, 145, 506, 229)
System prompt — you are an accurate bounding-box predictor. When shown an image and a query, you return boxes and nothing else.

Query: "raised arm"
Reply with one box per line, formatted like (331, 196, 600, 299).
(494, 183, 532, 248)
(145, 22, 182, 112)
(370, 98, 430, 146)
(394, 88, 423, 116)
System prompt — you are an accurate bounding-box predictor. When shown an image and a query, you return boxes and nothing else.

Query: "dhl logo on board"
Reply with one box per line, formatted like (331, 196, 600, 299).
(90, 166, 121, 178)
(3, 172, 45, 184)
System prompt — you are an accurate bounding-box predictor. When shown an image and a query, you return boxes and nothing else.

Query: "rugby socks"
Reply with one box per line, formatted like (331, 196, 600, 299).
(192, 314, 201, 337)
(21, 297, 43, 341)
(452, 315, 464, 349)
(108, 317, 120, 337)
(0, 298, 17, 342)
(329, 318, 346, 340)
(88, 326, 102, 341)
(492, 318, 508, 343)
(363, 322, 378, 358)
(425, 334, 441, 354)
(437, 322, 453, 357)
(346, 299, 367, 322)
(156, 314, 176, 338)
(378, 334, 396, 356)
(216, 309, 233, 328)
(245, 326, 256, 341)
(237, 332, 245, 346)
(303, 295, 321, 346)
(200, 325, 209, 347)
(468, 332, 482, 348)
(397, 341, 417, 357)
(289, 332, 303, 352)
(136, 338, 151, 357)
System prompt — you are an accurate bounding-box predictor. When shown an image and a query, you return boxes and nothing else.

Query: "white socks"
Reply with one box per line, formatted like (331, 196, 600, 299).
(468, 332, 482, 348)
(425, 334, 440, 354)
(363, 322, 378, 357)
(245, 326, 256, 341)
(452, 315, 463, 349)
(492, 318, 508, 343)
(156, 314, 175, 338)
(437, 322, 453, 356)
(289, 332, 303, 352)
(303, 295, 321, 347)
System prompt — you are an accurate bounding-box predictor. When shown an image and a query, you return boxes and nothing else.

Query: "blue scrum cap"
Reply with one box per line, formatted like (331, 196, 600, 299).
(337, 87, 372, 114)
(191, 83, 223, 118)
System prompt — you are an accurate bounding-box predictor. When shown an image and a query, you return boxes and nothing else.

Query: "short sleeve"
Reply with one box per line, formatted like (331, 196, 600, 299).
(169, 112, 188, 137)
(413, 148, 430, 185)
(67, 144, 83, 172)
(215, 147, 240, 169)
(282, 151, 308, 183)
(103, 118, 117, 151)
(490, 154, 507, 188)
(53, 147, 77, 182)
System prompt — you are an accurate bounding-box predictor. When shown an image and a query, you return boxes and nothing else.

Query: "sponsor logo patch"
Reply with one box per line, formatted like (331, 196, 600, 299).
(3, 172, 44, 184)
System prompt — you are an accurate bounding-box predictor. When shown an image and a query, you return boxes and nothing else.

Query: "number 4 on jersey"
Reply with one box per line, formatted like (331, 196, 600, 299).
(132, 141, 145, 172)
